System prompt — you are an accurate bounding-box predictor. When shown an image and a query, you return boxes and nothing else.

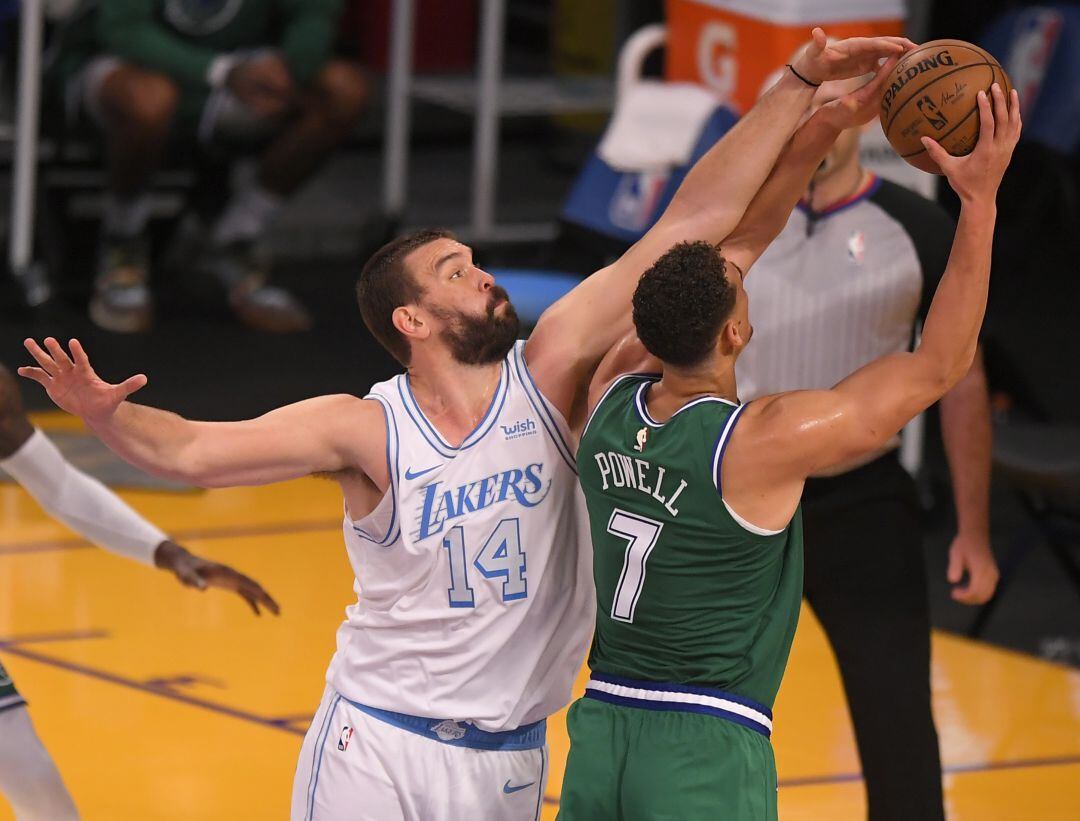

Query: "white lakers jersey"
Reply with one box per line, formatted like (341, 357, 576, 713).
(326, 341, 595, 732)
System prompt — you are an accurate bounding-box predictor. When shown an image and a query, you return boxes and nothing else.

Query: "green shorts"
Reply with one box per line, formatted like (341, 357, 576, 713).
(0, 658, 27, 714)
(557, 696, 778, 821)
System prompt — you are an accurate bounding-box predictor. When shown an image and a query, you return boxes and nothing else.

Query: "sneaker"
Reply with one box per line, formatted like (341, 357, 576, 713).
(89, 235, 153, 333)
(202, 241, 312, 333)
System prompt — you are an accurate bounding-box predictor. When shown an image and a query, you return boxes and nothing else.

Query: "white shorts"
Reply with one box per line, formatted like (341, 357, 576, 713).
(291, 686, 549, 821)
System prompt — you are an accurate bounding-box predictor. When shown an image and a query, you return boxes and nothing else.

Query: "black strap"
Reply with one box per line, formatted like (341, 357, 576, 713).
(786, 63, 821, 88)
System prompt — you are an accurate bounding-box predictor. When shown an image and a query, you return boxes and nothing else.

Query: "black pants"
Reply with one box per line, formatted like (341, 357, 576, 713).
(802, 453, 945, 821)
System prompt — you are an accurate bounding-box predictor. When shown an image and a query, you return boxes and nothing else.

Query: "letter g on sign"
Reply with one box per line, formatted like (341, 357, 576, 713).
(697, 22, 737, 102)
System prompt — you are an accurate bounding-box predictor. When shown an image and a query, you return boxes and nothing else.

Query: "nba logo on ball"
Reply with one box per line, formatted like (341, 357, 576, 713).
(879, 39, 1013, 174)
(916, 96, 949, 130)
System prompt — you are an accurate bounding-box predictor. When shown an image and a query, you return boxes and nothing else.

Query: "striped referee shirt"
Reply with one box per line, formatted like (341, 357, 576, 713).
(735, 175, 955, 468)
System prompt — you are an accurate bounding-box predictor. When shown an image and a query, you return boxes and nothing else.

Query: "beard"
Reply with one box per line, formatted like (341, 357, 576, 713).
(428, 286, 521, 365)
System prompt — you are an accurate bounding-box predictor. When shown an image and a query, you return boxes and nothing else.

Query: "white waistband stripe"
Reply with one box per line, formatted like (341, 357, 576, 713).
(585, 678, 773, 732)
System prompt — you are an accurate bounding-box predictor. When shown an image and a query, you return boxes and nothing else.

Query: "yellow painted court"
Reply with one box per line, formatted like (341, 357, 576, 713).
(2, 416, 1079, 820)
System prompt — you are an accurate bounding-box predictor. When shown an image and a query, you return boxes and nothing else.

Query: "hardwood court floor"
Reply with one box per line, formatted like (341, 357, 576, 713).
(2, 416, 1078, 820)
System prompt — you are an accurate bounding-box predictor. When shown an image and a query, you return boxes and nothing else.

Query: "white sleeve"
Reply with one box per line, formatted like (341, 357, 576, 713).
(1, 429, 165, 565)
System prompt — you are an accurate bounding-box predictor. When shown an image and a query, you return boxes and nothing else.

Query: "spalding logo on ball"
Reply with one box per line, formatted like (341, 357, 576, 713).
(880, 39, 1013, 174)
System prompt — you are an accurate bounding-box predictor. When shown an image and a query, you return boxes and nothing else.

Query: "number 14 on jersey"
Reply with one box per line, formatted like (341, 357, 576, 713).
(443, 518, 527, 607)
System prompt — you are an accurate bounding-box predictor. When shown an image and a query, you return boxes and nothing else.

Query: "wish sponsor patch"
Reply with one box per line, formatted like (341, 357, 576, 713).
(501, 418, 537, 440)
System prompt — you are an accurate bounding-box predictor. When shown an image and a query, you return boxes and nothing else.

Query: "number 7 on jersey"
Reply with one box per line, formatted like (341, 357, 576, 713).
(607, 509, 663, 623)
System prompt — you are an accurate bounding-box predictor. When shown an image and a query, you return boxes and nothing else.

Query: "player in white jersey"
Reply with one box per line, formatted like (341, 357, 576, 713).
(18, 30, 910, 820)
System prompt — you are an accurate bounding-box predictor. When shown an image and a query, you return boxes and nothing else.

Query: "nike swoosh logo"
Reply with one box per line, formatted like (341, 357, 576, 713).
(503, 780, 535, 794)
(404, 465, 441, 480)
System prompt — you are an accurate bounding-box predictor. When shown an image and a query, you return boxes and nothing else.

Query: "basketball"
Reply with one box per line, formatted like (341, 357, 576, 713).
(879, 39, 1013, 174)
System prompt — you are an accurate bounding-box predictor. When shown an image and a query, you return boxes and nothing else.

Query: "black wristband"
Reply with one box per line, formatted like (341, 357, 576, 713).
(786, 63, 821, 88)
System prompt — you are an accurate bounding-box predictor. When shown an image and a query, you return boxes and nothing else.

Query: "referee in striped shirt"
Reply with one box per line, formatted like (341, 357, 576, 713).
(736, 76, 1000, 821)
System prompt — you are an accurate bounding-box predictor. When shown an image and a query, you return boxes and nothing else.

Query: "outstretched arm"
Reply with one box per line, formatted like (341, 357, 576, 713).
(526, 31, 913, 425)
(18, 339, 386, 489)
(0, 363, 279, 615)
(726, 84, 1021, 530)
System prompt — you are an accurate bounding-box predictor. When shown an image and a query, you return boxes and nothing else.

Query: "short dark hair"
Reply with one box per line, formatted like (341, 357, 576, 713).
(632, 240, 737, 368)
(356, 229, 454, 365)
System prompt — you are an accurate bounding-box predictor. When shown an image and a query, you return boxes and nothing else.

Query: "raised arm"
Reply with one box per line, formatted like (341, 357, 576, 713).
(726, 84, 1021, 530)
(583, 62, 901, 413)
(722, 59, 899, 275)
(18, 339, 386, 490)
(526, 31, 913, 424)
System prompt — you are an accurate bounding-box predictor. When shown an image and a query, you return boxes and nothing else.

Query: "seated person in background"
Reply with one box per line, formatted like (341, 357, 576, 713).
(0, 360, 279, 819)
(48, 0, 368, 333)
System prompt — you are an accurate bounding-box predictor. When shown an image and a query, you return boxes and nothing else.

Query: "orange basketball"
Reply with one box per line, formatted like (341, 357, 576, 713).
(879, 39, 1013, 174)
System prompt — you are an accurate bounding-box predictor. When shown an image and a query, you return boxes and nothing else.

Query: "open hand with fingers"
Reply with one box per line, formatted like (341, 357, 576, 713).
(155, 541, 281, 617)
(922, 84, 1022, 203)
(792, 27, 915, 86)
(18, 338, 146, 424)
(817, 53, 905, 131)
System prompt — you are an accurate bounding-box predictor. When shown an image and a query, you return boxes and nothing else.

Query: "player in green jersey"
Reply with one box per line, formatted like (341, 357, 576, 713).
(558, 80, 1022, 820)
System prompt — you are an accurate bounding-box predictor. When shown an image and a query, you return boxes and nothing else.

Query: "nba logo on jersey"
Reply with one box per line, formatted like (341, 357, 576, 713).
(337, 726, 353, 751)
(634, 427, 649, 452)
(847, 231, 866, 264)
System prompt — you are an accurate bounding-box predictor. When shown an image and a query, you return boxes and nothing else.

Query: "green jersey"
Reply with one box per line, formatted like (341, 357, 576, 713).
(52, 0, 342, 92)
(578, 374, 803, 710)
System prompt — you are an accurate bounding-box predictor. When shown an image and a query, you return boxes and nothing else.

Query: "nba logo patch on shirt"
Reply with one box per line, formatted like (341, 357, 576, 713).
(634, 427, 649, 452)
(337, 726, 353, 751)
(847, 231, 866, 264)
